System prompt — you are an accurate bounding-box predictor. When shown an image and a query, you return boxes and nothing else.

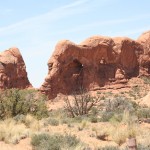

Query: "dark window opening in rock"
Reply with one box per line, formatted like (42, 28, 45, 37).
(68, 59, 83, 76)
(65, 59, 84, 92)
(124, 66, 139, 78)
(73, 59, 83, 69)
(99, 64, 116, 79)
(73, 59, 84, 92)
(99, 68, 106, 78)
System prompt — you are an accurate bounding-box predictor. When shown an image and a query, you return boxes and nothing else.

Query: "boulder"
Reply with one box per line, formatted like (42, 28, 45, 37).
(0, 47, 32, 89)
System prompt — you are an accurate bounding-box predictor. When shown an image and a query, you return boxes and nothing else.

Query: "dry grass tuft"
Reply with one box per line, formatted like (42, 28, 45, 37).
(0, 119, 29, 144)
(24, 114, 42, 131)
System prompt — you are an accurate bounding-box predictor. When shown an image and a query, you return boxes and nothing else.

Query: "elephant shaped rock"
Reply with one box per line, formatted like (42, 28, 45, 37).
(40, 36, 143, 99)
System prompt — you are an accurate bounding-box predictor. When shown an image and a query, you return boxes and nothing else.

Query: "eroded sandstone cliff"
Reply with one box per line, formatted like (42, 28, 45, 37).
(0, 47, 32, 89)
(137, 30, 150, 74)
(40, 36, 143, 98)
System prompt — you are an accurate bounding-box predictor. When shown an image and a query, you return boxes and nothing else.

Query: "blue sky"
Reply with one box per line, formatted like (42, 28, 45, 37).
(0, 0, 150, 87)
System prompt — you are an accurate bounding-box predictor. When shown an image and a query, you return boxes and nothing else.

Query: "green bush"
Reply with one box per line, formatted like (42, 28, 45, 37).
(0, 89, 48, 119)
(31, 133, 80, 150)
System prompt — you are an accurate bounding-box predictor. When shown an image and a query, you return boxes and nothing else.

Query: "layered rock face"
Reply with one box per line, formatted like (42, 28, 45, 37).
(0, 47, 31, 89)
(137, 30, 150, 74)
(40, 36, 143, 99)
(114, 37, 143, 78)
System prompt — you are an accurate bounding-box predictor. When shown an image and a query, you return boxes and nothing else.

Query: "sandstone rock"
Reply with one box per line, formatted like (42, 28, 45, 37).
(137, 30, 150, 54)
(113, 37, 143, 78)
(0, 47, 31, 89)
(137, 31, 150, 74)
(40, 36, 143, 99)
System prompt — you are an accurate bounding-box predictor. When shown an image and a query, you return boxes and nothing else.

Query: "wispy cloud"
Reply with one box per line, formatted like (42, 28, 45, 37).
(61, 0, 89, 9)
(53, 14, 150, 35)
(0, 0, 89, 35)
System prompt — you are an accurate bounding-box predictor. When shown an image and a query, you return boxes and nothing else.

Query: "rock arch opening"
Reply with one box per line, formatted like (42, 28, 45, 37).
(65, 59, 84, 92)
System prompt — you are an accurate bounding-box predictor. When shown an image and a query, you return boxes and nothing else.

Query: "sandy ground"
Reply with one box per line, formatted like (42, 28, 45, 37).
(0, 138, 31, 150)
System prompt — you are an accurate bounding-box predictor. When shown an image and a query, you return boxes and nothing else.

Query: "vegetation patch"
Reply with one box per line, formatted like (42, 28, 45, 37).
(31, 133, 81, 150)
(0, 88, 48, 119)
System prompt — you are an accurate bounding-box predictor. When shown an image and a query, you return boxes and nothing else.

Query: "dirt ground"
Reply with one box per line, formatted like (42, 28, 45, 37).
(1, 78, 150, 150)
(0, 138, 31, 150)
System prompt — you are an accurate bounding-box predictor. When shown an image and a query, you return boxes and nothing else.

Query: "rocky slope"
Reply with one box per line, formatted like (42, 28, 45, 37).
(0, 47, 31, 89)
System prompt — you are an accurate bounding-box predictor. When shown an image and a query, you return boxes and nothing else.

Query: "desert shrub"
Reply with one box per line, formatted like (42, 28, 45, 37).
(97, 146, 119, 150)
(47, 118, 59, 126)
(64, 90, 100, 117)
(60, 118, 72, 124)
(141, 76, 150, 85)
(90, 116, 98, 123)
(109, 114, 123, 123)
(13, 114, 25, 122)
(137, 143, 150, 150)
(99, 112, 114, 122)
(74, 115, 87, 122)
(136, 108, 150, 119)
(93, 127, 109, 141)
(91, 107, 99, 115)
(48, 109, 66, 118)
(99, 95, 138, 122)
(31, 133, 80, 150)
(78, 120, 88, 131)
(23, 114, 43, 131)
(110, 115, 137, 146)
(0, 89, 48, 119)
(128, 86, 144, 100)
(110, 126, 128, 146)
(104, 96, 135, 113)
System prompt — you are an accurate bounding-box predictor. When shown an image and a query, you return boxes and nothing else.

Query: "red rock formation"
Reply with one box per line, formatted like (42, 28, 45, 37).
(40, 36, 143, 99)
(113, 37, 143, 78)
(137, 31, 150, 74)
(137, 30, 150, 54)
(0, 47, 32, 89)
